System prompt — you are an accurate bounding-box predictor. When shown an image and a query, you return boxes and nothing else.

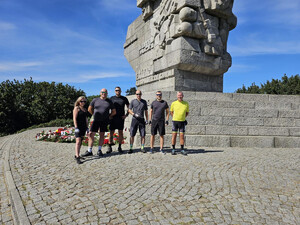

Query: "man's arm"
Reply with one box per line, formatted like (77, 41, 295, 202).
(88, 106, 94, 115)
(149, 108, 153, 121)
(145, 110, 149, 122)
(186, 112, 189, 117)
(110, 109, 116, 119)
(166, 108, 170, 121)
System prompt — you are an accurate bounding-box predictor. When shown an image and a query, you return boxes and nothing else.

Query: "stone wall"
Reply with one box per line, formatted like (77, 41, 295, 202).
(124, 91, 300, 148)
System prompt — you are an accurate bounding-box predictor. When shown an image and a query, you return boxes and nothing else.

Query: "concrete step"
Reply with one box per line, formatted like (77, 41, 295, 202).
(133, 134, 300, 148)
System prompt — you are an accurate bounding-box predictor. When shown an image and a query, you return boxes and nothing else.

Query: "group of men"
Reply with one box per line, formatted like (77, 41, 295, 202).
(81, 87, 189, 158)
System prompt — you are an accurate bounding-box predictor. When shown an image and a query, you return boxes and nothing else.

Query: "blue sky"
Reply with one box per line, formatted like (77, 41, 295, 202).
(0, 0, 299, 96)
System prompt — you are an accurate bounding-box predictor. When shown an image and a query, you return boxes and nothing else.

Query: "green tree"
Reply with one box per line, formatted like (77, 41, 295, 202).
(235, 74, 300, 95)
(125, 87, 137, 96)
(0, 78, 85, 136)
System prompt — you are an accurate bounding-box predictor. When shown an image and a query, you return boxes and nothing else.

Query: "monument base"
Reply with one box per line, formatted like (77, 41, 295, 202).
(137, 69, 223, 92)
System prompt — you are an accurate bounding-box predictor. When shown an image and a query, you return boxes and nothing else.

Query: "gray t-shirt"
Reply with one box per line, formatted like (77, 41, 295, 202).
(129, 99, 148, 119)
(150, 100, 169, 121)
(90, 98, 115, 121)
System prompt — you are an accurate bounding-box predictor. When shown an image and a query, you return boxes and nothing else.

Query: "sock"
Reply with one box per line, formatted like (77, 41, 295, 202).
(172, 145, 175, 150)
(109, 143, 112, 147)
(88, 147, 92, 153)
(130, 144, 133, 150)
(181, 145, 184, 150)
(141, 144, 144, 150)
(98, 146, 102, 151)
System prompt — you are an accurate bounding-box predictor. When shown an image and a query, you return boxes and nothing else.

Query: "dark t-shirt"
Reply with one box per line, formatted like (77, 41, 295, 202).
(129, 99, 148, 119)
(151, 100, 169, 121)
(110, 95, 129, 117)
(90, 98, 115, 121)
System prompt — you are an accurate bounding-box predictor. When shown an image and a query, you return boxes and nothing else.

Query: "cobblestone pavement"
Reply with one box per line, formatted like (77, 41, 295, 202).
(2, 128, 300, 224)
(0, 136, 14, 224)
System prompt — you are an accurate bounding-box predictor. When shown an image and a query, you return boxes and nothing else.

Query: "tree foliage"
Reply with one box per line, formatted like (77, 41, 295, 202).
(235, 74, 300, 95)
(0, 78, 85, 136)
(125, 87, 137, 96)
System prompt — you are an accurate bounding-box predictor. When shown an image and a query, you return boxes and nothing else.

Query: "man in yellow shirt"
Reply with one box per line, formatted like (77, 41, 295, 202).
(170, 91, 189, 155)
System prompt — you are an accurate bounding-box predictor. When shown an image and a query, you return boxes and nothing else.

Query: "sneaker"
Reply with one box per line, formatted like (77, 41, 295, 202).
(81, 151, 93, 157)
(75, 156, 82, 164)
(149, 149, 154, 154)
(160, 149, 166, 154)
(171, 149, 176, 155)
(128, 149, 133, 154)
(118, 146, 123, 153)
(106, 145, 112, 154)
(141, 148, 147, 153)
(181, 150, 187, 155)
(97, 150, 103, 157)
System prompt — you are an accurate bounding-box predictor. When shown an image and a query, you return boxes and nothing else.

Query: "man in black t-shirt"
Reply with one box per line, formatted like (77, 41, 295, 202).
(149, 91, 169, 154)
(107, 87, 129, 154)
(81, 88, 116, 158)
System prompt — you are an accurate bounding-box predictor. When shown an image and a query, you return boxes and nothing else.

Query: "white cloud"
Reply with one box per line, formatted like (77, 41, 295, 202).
(0, 61, 44, 72)
(0, 21, 16, 30)
(79, 72, 131, 81)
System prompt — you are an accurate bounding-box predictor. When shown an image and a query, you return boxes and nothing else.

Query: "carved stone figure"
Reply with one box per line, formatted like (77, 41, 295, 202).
(124, 0, 237, 92)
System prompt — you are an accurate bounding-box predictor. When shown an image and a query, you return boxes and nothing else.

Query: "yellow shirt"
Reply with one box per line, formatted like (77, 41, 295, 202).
(170, 100, 189, 121)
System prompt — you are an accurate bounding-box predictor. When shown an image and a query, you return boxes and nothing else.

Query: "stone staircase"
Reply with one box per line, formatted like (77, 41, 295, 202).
(124, 91, 300, 148)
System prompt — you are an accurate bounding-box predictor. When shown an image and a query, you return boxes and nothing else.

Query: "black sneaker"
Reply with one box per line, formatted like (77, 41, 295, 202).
(118, 146, 123, 153)
(181, 150, 187, 156)
(171, 149, 176, 155)
(141, 148, 147, 153)
(97, 150, 103, 157)
(81, 151, 93, 157)
(128, 149, 133, 154)
(106, 145, 112, 154)
(75, 156, 82, 164)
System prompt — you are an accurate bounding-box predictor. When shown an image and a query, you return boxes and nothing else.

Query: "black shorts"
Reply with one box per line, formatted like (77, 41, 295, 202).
(110, 116, 125, 130)
(90, 120, 109, 133)
(75, 126, 87, 138)
(130, 118, 146, 137)
(151, 120, 165, 136)
(172, 121, 185, 133)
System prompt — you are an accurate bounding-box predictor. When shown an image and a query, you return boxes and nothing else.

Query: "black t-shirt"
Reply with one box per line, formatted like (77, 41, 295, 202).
(150, 100, 169, 121)
(90, 98, 115, 121)
(110, 95, 129, 117)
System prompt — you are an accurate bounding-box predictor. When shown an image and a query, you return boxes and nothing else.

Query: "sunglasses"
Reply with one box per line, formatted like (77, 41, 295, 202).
(80, 100, 86, 103)
(136, 93, 141, 95)
(115, 90, 121, 92)
(101, 92, 107, 94)
(156, 94, 162, 96)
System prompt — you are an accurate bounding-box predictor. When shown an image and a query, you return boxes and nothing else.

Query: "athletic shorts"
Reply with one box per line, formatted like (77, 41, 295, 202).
(130, 118, 146, 137)
(151, 120, 165, 136)
(110, 116, 125, 130)
(75, 126, 87, 138)
(172, 121, 185, 133)
(90, 120, 109, 133)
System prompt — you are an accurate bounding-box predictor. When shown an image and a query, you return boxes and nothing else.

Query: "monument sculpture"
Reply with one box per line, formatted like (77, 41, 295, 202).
(124, 0, 237, 92)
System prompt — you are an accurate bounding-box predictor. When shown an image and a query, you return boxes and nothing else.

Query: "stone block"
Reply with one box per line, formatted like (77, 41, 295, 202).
(232, 93, 269, 102)
(279, 110, 300, 118)
(230, 136, 274, 148)
(239, 109, 278, 118)
(248, 127, 289, 136)
(274, 137, 300, 148)
(289, 128, 300, 137)
(263, 118, 295, 127)
(187, 116, 222, 125)
(269, 95, 300, 104)
(237, 118, 264, 126)
(184, 125, 206, 135)
(201, 108, 240, 117)
(255, 102, 292, 110)
(222, 117, 238, 126)
(206, 125, 248, 136)
(186, 135, 230, 147)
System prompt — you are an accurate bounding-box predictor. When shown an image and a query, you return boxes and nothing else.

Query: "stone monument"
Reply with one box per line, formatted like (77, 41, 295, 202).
(124, 0, 237, 92)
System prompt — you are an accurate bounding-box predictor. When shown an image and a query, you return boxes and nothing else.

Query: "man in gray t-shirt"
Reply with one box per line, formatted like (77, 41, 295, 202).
(82, 88, 116, 158)
(149, 91, 169, 154)
(128, 90, 148, 153)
